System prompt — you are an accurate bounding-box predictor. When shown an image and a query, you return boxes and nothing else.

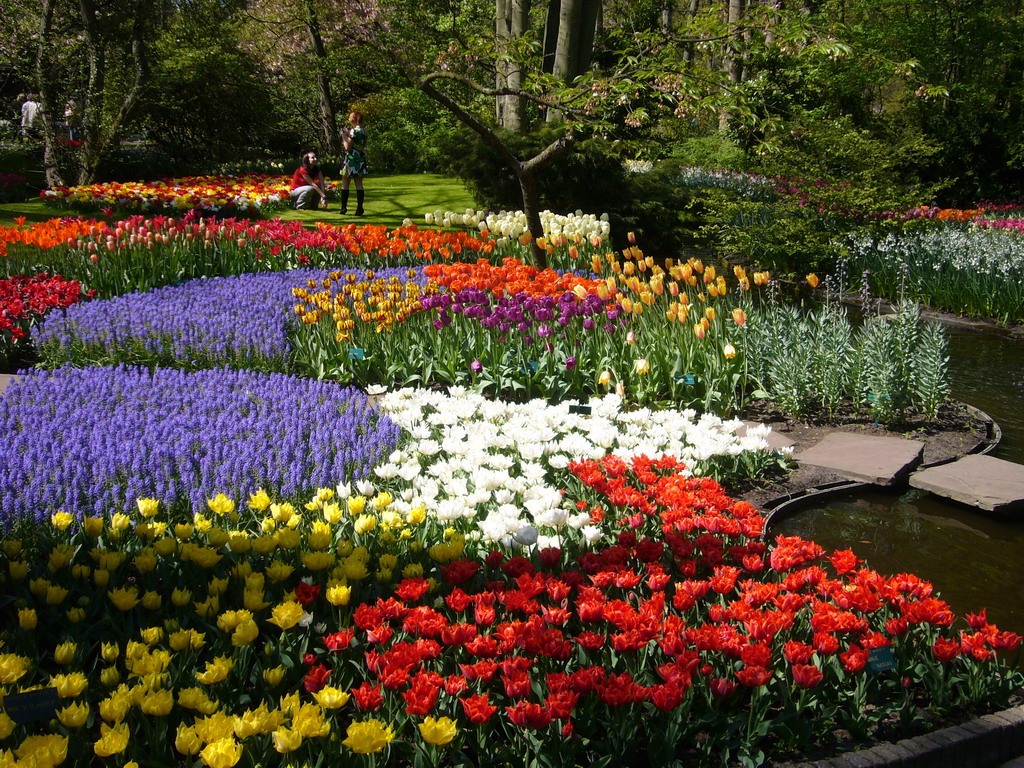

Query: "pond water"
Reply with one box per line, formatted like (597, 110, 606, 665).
(772, 328, 1024, 637)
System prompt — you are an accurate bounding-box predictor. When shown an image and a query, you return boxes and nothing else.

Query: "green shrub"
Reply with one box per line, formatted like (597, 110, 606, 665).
(703, 110, 941, 275)
(353, 88, 461, 174)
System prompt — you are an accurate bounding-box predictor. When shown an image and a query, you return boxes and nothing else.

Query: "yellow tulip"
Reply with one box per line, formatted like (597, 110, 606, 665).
(343, 719, 395, 754)
(175, 723, 202, 755)
(57, 701, 89, 728)
(54, 641, 77, 665)
(18, 608, 37, 630)
(272, 727, 303, 754)
(207, 493, 236, 517)
(313, 686, 351, 709)
(14, 735, 68, 767)
(418, 715, 458, 746)
(109, 512, 131, 534)
(247, 489, 272, 511)
(109, 586, 140, 611)
(262, 666, 286, 686)
(136, 498, 160, 518)
(267, 602, 305, 630)
(93, 722, 130, 757)
(326, 581, 352, 606)
(99, 666, 121, 688)
(50, 511, 74, 530)
(199, 738, 243, 768)
(231, 619, 259, 647)
(354, 514, 377, 535)
(140, 688, 174, 716)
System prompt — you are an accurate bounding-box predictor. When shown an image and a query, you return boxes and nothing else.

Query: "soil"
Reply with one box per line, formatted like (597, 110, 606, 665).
(728, 399, 991, 512)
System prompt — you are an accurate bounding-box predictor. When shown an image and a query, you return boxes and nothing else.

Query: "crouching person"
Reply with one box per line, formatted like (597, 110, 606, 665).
(290, 150, 328, 210)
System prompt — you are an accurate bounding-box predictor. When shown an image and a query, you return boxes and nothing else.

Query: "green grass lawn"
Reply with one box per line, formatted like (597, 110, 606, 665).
(0, 142, 477, 228)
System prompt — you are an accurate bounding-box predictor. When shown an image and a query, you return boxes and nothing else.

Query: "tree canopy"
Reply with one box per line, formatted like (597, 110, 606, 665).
(4, 0, 1020, 209)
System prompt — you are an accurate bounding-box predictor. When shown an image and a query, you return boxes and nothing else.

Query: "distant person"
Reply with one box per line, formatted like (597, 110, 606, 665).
(64, 99, 79, 141)
(289, 150, 329, 210)
(340, 111, 368, 216)
(20, 94, 40, 138)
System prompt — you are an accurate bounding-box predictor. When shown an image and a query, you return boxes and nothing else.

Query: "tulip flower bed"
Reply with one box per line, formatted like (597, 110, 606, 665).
(0, 273, 92, 364)
(0, 218, 101, 258)
(2, 216, 496, 300)
(38, 174, 341, 216)
(34, 268, 427, 373)
(0, 452, 1019, 767)
(0, 366, 400, 521)
(292, 251, 766, 412)
(428, 208, 611, 255)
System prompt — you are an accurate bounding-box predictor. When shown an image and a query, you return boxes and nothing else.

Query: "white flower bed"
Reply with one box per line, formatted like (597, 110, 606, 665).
(424, 208, 611, 244)
(361, 386, 785, 549)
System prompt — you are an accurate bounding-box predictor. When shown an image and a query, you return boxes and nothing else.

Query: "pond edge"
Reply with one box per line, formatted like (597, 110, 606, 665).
(761, 401, 1001, 531)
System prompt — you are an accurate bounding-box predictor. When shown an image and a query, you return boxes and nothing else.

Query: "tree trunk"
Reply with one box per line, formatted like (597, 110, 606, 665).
(75, 0, 148, 184)
(765, 0, 782, 46)
(36, 0, 65, 187)
(552, 0, 579, 82)
(726, 0, 744, 84)
(719, 0, 744, 130)
(546, 0, 599, 121)
(304, 0, 341, 154)
(682, 0, 700, 63)
(517, 171, 546, 266)
(77, 0, 107, 184)
(496, 0, 529, 131)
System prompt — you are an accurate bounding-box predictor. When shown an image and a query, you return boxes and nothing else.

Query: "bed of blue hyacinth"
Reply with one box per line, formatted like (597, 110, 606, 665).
(0, 213, 1021, 768)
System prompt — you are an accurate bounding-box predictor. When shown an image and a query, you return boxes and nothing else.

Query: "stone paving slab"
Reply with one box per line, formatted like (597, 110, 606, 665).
(910, 454, 1024, 514)
(0, 374, 17, 396)
(794, 432, 923, 486)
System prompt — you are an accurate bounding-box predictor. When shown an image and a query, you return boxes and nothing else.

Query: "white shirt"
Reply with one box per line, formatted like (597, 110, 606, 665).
(21, 100, 40, 129)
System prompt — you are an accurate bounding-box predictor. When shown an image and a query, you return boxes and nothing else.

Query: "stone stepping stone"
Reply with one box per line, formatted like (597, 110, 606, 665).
(795, 432, 923, 486)
(0, 374, 17, 396)
(910, 454, 1024, 514)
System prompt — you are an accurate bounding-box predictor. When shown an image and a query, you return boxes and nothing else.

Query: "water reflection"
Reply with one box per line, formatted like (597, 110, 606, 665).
(772, 328, 1024, 637)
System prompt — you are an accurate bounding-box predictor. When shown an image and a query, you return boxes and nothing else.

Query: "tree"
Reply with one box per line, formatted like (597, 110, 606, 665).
(142, 0, 284, 164)
(22, 0, 162, 186)
(241, 0, 381, 155)
(371, 0, 832, 266)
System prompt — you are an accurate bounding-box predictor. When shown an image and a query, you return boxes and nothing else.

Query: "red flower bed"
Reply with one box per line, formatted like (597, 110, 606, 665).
(0, 273, 92, 343)
(295, 456, 1020, 764)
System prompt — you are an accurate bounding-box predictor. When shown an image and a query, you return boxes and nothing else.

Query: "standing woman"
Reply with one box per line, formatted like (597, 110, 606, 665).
(340, 111, 369, 216)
